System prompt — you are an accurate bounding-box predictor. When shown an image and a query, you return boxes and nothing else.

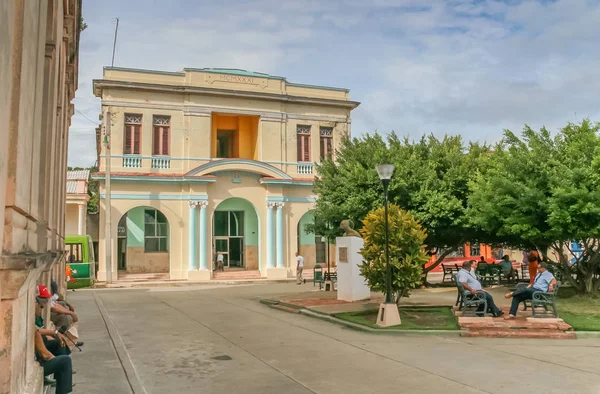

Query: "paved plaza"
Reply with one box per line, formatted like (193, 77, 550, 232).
(68, 283, 600, 394)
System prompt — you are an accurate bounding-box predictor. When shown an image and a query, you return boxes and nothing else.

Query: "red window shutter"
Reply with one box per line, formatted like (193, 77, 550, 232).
(326, 137, 332, 159)
(133, 125, 141, 154)
(304, 135, 310, 161)
(161, 126, 169, 155)
(124, 126, 132, 154)
(297, 134, 303, 161)
(320, 137, 325, 160)
(153, 126, 160, 155)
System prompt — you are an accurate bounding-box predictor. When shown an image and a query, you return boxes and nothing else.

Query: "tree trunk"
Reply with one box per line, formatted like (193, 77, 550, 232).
(421, 247, 457, 286)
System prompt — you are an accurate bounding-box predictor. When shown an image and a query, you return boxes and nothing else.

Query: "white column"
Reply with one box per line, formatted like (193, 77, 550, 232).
(276, 203, 285, 268)
(198, 201, 208, 270)
(188, 201, 198, 271)
(77, 203, 85, 235)
(266, 202, 275, 268)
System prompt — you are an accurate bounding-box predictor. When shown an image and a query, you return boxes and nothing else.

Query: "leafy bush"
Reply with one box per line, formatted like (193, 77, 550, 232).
(359, 204, 428, 304)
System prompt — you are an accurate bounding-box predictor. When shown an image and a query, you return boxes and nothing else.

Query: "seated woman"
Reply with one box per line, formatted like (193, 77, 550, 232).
(504, 262, 557, 319)
(499, 255, 518, 283)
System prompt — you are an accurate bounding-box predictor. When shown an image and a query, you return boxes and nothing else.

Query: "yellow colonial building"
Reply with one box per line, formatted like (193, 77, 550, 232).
(93, 67, 359, 281)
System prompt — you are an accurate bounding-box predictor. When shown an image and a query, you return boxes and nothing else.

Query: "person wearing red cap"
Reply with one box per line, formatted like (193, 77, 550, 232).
(35, 285, 74, 393)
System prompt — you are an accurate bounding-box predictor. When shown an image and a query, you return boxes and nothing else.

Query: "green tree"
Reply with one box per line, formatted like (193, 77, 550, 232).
(311, 133, 488, 281)
(468, 120, 600, 294)
(359, 204, 427, 304)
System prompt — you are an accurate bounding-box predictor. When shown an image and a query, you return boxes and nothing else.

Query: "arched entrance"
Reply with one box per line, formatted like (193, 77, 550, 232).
(213, 198, 259, 270)
(116, 206, 170, 274)
(297, 210, 327, 269)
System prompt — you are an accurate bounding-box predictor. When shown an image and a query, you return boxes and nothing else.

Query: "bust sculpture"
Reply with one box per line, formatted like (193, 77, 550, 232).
(340, 219, 361, 237)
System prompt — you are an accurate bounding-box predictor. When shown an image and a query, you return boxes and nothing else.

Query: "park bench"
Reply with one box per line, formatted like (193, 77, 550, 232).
(319, 272, 337, 290)
(454, 274, 488, 317)
(476, 263, 501, 286)
(518, 281, 561, 318)
(442, 263, 460, 283)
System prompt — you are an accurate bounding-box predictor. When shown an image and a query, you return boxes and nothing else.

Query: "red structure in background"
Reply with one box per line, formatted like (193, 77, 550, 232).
(425, 243, 502, 272)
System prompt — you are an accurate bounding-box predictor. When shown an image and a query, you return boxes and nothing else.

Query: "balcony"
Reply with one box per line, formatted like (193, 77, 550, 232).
(297, 162, 313, 175)
(151, 156, 171, 169)
(123, 155, 142, 168)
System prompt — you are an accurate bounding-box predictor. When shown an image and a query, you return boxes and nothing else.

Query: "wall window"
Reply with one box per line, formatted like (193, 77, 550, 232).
(144, 209, 168, 252)
(297, 125, 311, 162)
(152, 115, 170, 156)
(124, 114, 142, 154)
(439, 246, 465, 258)
(320, 126, 333, 160)
(470, 243, 481, 257)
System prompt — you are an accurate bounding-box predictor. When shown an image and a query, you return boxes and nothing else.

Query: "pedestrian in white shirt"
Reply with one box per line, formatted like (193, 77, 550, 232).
(296, 252, 305, 285)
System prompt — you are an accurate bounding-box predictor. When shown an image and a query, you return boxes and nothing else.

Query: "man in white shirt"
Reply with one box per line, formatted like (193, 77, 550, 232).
(457, 260, 504, 317)
(296, 252, 305, 285)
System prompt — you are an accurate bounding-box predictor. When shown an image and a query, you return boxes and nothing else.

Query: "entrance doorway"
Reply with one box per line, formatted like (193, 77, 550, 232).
(213, 211, 245, 268)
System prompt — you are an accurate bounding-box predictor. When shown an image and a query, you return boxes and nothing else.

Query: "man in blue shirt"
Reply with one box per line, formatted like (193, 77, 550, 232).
(457, 260, 504, 317)
(504, 262, 557, 318)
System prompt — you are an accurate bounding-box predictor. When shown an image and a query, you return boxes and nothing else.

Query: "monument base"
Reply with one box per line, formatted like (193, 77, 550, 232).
(336, 236, 370, 302)
(267, 267, 288, 279)
(376, 303, 402, 327)
(188, 269, 211, 281)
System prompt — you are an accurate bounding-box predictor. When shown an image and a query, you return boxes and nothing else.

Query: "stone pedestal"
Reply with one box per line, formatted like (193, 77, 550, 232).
(188, 269, 211, 281)
(336, 237, 370, 302)
(376, 303, 402, 327)
(266, 267, 288, 279)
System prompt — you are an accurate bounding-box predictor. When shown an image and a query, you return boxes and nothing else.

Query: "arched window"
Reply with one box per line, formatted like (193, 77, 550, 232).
(144, 209, 168, 252)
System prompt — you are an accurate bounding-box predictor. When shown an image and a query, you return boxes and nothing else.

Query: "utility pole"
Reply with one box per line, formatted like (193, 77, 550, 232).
(111, 18, 119, 67)
(103, 110, 112, 283)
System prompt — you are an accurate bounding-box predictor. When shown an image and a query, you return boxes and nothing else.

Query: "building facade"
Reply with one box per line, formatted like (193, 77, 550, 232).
(0, 0, 81, 392)
(65, 169, 90, 235)
(93, 67, 359, 281)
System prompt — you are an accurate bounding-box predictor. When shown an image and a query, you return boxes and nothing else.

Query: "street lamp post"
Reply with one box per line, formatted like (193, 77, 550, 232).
(376, 164, 401, 326)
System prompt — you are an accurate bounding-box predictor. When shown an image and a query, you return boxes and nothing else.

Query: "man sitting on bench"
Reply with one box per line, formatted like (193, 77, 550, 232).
(458, 260, 505, 317)
(504, 262, 556, 319)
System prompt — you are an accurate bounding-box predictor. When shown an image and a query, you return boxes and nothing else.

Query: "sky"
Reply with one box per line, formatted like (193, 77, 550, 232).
(69, 0, 600, 167)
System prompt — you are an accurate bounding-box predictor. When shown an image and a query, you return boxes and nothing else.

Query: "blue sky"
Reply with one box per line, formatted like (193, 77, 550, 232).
(69, 0, 600, 167)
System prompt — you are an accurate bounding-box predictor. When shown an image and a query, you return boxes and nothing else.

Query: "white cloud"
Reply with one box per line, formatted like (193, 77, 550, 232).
(69, 0, 600, 167)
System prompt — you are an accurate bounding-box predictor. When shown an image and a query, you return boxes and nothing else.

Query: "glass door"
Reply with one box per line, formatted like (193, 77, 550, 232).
(213, 210, 245, 269)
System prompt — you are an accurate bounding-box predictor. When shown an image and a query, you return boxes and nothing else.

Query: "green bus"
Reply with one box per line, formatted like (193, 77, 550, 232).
(65, 235, 96, 289)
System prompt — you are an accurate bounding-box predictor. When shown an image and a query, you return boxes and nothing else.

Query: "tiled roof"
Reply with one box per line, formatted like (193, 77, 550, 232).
(67, 170, 90, 180)
(66, 181, 78, 194)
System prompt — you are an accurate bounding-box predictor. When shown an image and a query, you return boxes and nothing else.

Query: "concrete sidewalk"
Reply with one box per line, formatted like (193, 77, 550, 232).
(64, 283, 600, 394)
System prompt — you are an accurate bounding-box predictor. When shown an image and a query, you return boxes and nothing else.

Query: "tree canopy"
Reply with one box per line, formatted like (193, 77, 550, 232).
(468, 120, 600, 293)
(311, 133, 488, 275)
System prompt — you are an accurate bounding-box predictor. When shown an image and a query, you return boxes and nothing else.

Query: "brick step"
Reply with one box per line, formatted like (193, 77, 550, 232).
(270, 304, 300, 314)
(459, 318, 572, 331)
(213, 270, 263, 279)
(117, 273, 170, 281)
(462, 330, 576, 339)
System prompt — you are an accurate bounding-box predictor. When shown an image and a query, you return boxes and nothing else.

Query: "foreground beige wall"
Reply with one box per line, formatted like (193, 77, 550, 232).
(0, 1, 81, 393)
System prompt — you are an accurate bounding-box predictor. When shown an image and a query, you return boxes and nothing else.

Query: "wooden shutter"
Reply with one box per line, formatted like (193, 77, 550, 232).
(161, 126, 169, 155)
(153, 126, 160, 155)
(133, 125, 141, 154)
(124, 126, 132, 154)
(303, 135, 310, 161)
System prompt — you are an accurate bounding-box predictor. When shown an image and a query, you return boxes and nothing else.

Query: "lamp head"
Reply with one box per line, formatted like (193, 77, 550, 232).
(376, 164, 394, 181)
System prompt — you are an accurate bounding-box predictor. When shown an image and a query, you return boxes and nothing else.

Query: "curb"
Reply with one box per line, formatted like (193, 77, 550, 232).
(261, 299, 462, 336)
(92, 278, 297, 289)
(574, 331, 600, 338)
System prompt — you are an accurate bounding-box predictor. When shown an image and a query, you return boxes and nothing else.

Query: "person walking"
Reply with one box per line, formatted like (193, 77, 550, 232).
(528, 249, 540, 285)
(296, 252, 305, 285)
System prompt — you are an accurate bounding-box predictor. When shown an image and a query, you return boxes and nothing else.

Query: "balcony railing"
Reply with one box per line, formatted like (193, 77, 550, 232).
(297, 162, 313, 175)
(123, 155, 142, 168)
(151, 156, 171, 169)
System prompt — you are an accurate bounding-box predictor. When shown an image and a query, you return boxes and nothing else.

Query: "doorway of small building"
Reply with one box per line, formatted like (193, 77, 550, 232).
(297, 210, 328, 269)
(115, 206, 170, 277)
(213, 198, 259, 271)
